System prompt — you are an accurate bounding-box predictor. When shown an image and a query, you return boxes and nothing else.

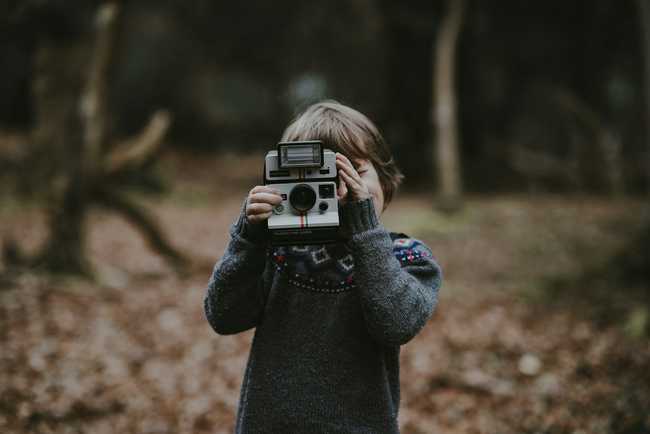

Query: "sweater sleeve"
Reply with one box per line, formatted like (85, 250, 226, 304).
(204, 199, 272, 335)
(341, 198, 443, 346)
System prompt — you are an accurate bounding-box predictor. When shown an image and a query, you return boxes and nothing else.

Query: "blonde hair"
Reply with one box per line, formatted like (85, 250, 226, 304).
(281, 100, 404, 207)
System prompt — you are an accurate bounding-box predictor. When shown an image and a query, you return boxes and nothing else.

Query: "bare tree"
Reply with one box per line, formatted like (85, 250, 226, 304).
(433, 0, 465, 212)
(6, 3, 185, 276)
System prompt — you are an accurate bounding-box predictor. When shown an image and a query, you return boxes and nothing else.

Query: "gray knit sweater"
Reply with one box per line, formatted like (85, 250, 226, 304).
(204, 197, 442, 434)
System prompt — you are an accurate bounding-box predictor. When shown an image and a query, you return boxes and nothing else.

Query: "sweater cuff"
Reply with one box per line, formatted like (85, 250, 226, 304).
(232, 198, 269, 245)
(340, 197, 380, 234)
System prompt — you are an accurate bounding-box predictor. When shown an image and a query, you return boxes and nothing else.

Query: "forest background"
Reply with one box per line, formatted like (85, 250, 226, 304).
(1, 1, 649, 433)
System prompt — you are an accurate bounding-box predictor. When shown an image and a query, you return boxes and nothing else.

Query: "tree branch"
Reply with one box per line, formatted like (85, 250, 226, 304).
(104, 110, 172, 175)
(79, 2, 120, 172)
(93, 188, 187, 271)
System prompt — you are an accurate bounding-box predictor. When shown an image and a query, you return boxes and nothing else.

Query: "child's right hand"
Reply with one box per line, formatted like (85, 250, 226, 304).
(246, 186, 283, 224)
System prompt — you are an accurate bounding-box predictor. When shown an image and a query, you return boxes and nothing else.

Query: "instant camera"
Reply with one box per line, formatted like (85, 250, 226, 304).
(264, 140, 340, 245)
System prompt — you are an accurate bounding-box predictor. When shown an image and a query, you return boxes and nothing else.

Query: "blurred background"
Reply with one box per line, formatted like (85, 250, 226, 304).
(1, 1, 649, 433)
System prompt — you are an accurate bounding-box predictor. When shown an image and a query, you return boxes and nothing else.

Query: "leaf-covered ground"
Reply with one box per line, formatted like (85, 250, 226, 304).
(1, 153, 649, 433)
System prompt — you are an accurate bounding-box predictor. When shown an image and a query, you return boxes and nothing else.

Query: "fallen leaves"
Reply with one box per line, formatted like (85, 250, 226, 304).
(1, 192, 649, 433)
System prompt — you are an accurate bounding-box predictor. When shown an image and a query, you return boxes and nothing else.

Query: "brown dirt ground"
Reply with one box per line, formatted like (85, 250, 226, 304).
(1, 152, 649, 434)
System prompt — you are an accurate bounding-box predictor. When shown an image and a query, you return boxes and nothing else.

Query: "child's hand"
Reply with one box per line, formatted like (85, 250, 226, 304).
(336, 153, 371, 203)
(246, 186, 283, 224)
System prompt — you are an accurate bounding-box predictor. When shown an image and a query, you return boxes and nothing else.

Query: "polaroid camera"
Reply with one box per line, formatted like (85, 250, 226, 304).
(264, 140, 340, 246)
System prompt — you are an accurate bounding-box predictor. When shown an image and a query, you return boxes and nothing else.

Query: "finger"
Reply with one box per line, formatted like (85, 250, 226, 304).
(338, 168, 363, 191)
(336, 159, 355, 180)
(339, 172, 362, 199)
(249, 192, 283, 205)
(336, 159, 362, 183)
(251, 185, 273, 193)
(246, 202, 273, 215)
(336, 153, 359, 172)
(247, 211, 272, 223)
(338, 176, 348, 199)
(335, 153, 349, 164)
(339, 171, 371, 200)
(250, 185, 281, 195)
(335, 153, 353, 170)
(341, 170, 370, 197)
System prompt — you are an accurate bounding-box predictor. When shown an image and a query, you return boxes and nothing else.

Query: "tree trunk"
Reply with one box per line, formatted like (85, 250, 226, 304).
(31, 35, 90, 273)
(639, 0, 650, 195)
(80, 3, 119, 174)
(433, 0, 465, 212)
(32, 3, 118, 275)
(39, 175, 91, 274)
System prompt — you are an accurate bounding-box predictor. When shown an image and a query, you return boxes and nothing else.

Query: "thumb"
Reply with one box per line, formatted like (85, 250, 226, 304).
(338, 178, 348, 201)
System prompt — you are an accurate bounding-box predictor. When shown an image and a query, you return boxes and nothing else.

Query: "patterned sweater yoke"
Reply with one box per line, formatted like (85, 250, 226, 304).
(204, 197, 443, 434)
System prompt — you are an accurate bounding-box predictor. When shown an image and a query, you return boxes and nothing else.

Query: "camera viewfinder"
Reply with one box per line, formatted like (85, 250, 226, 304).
(278, 141, 323, 168)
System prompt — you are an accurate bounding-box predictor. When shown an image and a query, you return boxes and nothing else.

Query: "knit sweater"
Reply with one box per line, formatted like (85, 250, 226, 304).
(204, 197, 442, 434)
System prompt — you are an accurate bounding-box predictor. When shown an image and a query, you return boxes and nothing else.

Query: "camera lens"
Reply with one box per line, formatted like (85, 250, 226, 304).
(289, 184, 317, 212)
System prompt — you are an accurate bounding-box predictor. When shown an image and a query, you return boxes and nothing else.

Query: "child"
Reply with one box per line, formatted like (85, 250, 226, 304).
(204, 101, 442, 433)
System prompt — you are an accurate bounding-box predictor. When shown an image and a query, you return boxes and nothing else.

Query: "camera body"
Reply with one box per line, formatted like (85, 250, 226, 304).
(264, 140, 340, 245)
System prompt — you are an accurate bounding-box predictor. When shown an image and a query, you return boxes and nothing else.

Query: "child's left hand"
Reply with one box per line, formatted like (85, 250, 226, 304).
(336, 153, 371, 203)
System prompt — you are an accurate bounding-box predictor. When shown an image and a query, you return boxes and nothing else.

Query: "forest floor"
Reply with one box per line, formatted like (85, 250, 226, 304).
(1, 151, 649, 434)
